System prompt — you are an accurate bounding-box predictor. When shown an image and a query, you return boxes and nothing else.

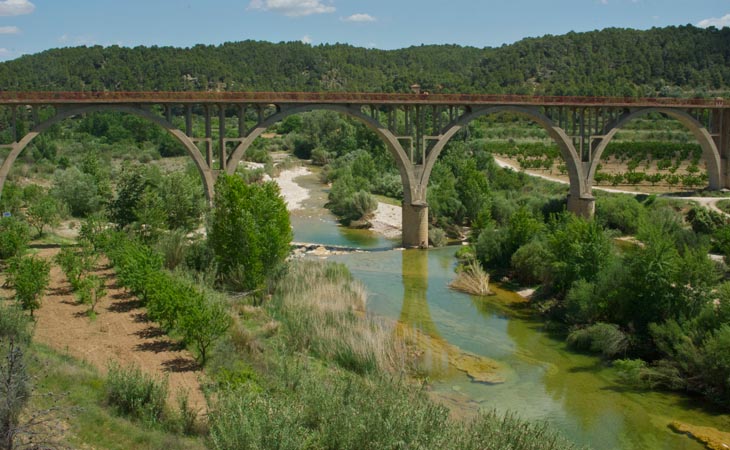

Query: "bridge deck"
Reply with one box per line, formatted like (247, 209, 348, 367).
(0, 91, 725, 108)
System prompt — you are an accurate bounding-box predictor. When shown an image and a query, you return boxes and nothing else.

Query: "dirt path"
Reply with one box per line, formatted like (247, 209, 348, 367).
(5, 247, 208, 412)
(493, 156, 730, 217)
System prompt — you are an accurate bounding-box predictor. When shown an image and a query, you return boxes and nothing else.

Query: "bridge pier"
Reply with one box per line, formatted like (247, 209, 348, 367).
(402, 203, 429, 248)
(567, 194, 595, 219)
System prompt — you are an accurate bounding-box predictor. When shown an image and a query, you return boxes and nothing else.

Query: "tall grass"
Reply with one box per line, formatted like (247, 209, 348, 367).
(208, 362, 585, 450)
(449, 259, 492, 296)
(105, 362, 169, 426)
(270, 261, 406, 374)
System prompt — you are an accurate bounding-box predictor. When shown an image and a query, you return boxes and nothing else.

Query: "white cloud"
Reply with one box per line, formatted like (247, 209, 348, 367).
(301, 34, 312, 44)
(342, 13, 376, 23)
(248, 0, 335, 17)
(0, 25, 19, 34)
(0, 47, 10, 56)
(0, 0, 34, 16)
(697, 13, 730, 28)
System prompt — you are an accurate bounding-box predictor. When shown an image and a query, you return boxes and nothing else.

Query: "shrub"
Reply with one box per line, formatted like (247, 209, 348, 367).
(595, 194, 644, 235)
(106, 362, 168, 425)
(429, 227, 448, 248)
(0, 339, 30, 449)
(699, 325, 730, 404)
(0, 303, 32, 344)
(510, 239, 549, 285)
(686, 206, 727, 235)
(566, 323, 629, 358)
(476, 224, 509, 269)
(156, 230, 188, 270)
(0, 217, 30, 260)
(545, 214, 613, 297)
(53, 167, 104, 217)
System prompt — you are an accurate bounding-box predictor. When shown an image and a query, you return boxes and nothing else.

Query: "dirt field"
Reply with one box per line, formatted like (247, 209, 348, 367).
(1, 247, 208, 412)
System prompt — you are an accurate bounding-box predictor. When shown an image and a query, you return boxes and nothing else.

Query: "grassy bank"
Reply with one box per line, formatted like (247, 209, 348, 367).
(203, 259, 586, 450)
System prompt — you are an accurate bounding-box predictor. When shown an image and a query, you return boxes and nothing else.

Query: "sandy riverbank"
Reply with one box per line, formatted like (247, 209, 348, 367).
(274, 166, 403, 239)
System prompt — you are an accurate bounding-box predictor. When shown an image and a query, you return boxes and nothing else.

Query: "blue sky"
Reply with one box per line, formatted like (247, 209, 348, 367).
(0, 0, 728, 61)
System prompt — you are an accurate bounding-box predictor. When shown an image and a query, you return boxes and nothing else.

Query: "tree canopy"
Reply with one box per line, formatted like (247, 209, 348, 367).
(0, 25, 728, 97)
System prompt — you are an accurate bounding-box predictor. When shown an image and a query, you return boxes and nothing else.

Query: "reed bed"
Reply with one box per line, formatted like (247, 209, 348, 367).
(449, 259, 492, 296)
(270, 260, 407, 374)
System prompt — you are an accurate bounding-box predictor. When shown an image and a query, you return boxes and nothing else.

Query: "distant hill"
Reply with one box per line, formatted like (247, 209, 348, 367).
(1, 25, 728, 97)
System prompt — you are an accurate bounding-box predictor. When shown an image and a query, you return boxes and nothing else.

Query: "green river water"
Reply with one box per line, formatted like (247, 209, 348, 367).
(289, 171, 730, 450)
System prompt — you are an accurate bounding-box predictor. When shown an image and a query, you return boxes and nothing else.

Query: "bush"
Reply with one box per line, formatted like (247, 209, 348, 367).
(156, 230, 188, 270)
(429, 227, 448, 248)
(53, 167, 104, 217)
(686, 206, 727, 235)
(0, 217, 30, 260)
(106, 362, 168, 425)
(510, 239, 549, 285)
(699, 325, 730, 404)
(475, 224, 509, 269)
(0, 303, 32, 344)
(595, 194, 644, 235)
(566, 323, 629, 358)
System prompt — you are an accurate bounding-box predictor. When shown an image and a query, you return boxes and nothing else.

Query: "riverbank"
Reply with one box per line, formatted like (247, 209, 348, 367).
(274, 164, 403, 239)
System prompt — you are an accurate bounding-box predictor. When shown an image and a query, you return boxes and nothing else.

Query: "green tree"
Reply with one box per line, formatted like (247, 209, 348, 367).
(0, 218, 29, 261)
(26, 194, 60, 237)
(545, 214, 613, 297)
(7, 256, 51, 318)
(208, 175, 292, 292)
(178, 295, 231, 365)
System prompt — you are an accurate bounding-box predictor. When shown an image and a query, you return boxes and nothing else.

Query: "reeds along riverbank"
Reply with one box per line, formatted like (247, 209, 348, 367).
(207, 259, 586, 450)
(449, 259, 492, 296)
(270, 260, 407, 374)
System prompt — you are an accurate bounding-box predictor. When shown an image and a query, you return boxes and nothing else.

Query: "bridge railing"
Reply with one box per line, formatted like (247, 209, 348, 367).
(0, 91, 725, 107)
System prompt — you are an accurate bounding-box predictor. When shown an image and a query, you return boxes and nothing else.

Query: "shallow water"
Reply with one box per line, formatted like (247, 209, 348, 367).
(291, 173, 730, 450)
(288, 172, 395, 250)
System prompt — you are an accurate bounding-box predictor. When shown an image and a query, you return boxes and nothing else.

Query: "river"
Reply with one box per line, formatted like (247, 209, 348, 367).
(288, 170, 730, 450)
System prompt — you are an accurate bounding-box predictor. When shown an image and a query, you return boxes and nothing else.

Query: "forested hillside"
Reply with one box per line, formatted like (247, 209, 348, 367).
(1, 25, 728, 96)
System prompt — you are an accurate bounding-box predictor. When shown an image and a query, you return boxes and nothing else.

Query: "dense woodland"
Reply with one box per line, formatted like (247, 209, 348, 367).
(0, 25, 729, 96)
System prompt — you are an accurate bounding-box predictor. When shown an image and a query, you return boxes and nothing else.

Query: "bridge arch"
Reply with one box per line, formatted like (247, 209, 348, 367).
(587, 108, 722, 190)
(0, 105, 216, 202)
(225, 104, 419, 202)
(424, 106, 589, 207)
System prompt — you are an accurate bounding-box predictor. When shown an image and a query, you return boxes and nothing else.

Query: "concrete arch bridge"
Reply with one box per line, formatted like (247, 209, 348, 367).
(0, 91, 728, 247)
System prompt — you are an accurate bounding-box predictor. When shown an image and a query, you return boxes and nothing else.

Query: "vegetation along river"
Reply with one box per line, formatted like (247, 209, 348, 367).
(289, 171, 730, 450)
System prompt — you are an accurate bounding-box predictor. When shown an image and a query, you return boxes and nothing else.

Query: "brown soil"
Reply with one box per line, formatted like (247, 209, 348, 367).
(496, 154, 706, 194)
(1, 247, 208, 412)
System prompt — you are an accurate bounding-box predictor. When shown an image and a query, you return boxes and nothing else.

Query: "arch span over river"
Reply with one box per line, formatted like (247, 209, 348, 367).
(1, 91, 728, 247)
